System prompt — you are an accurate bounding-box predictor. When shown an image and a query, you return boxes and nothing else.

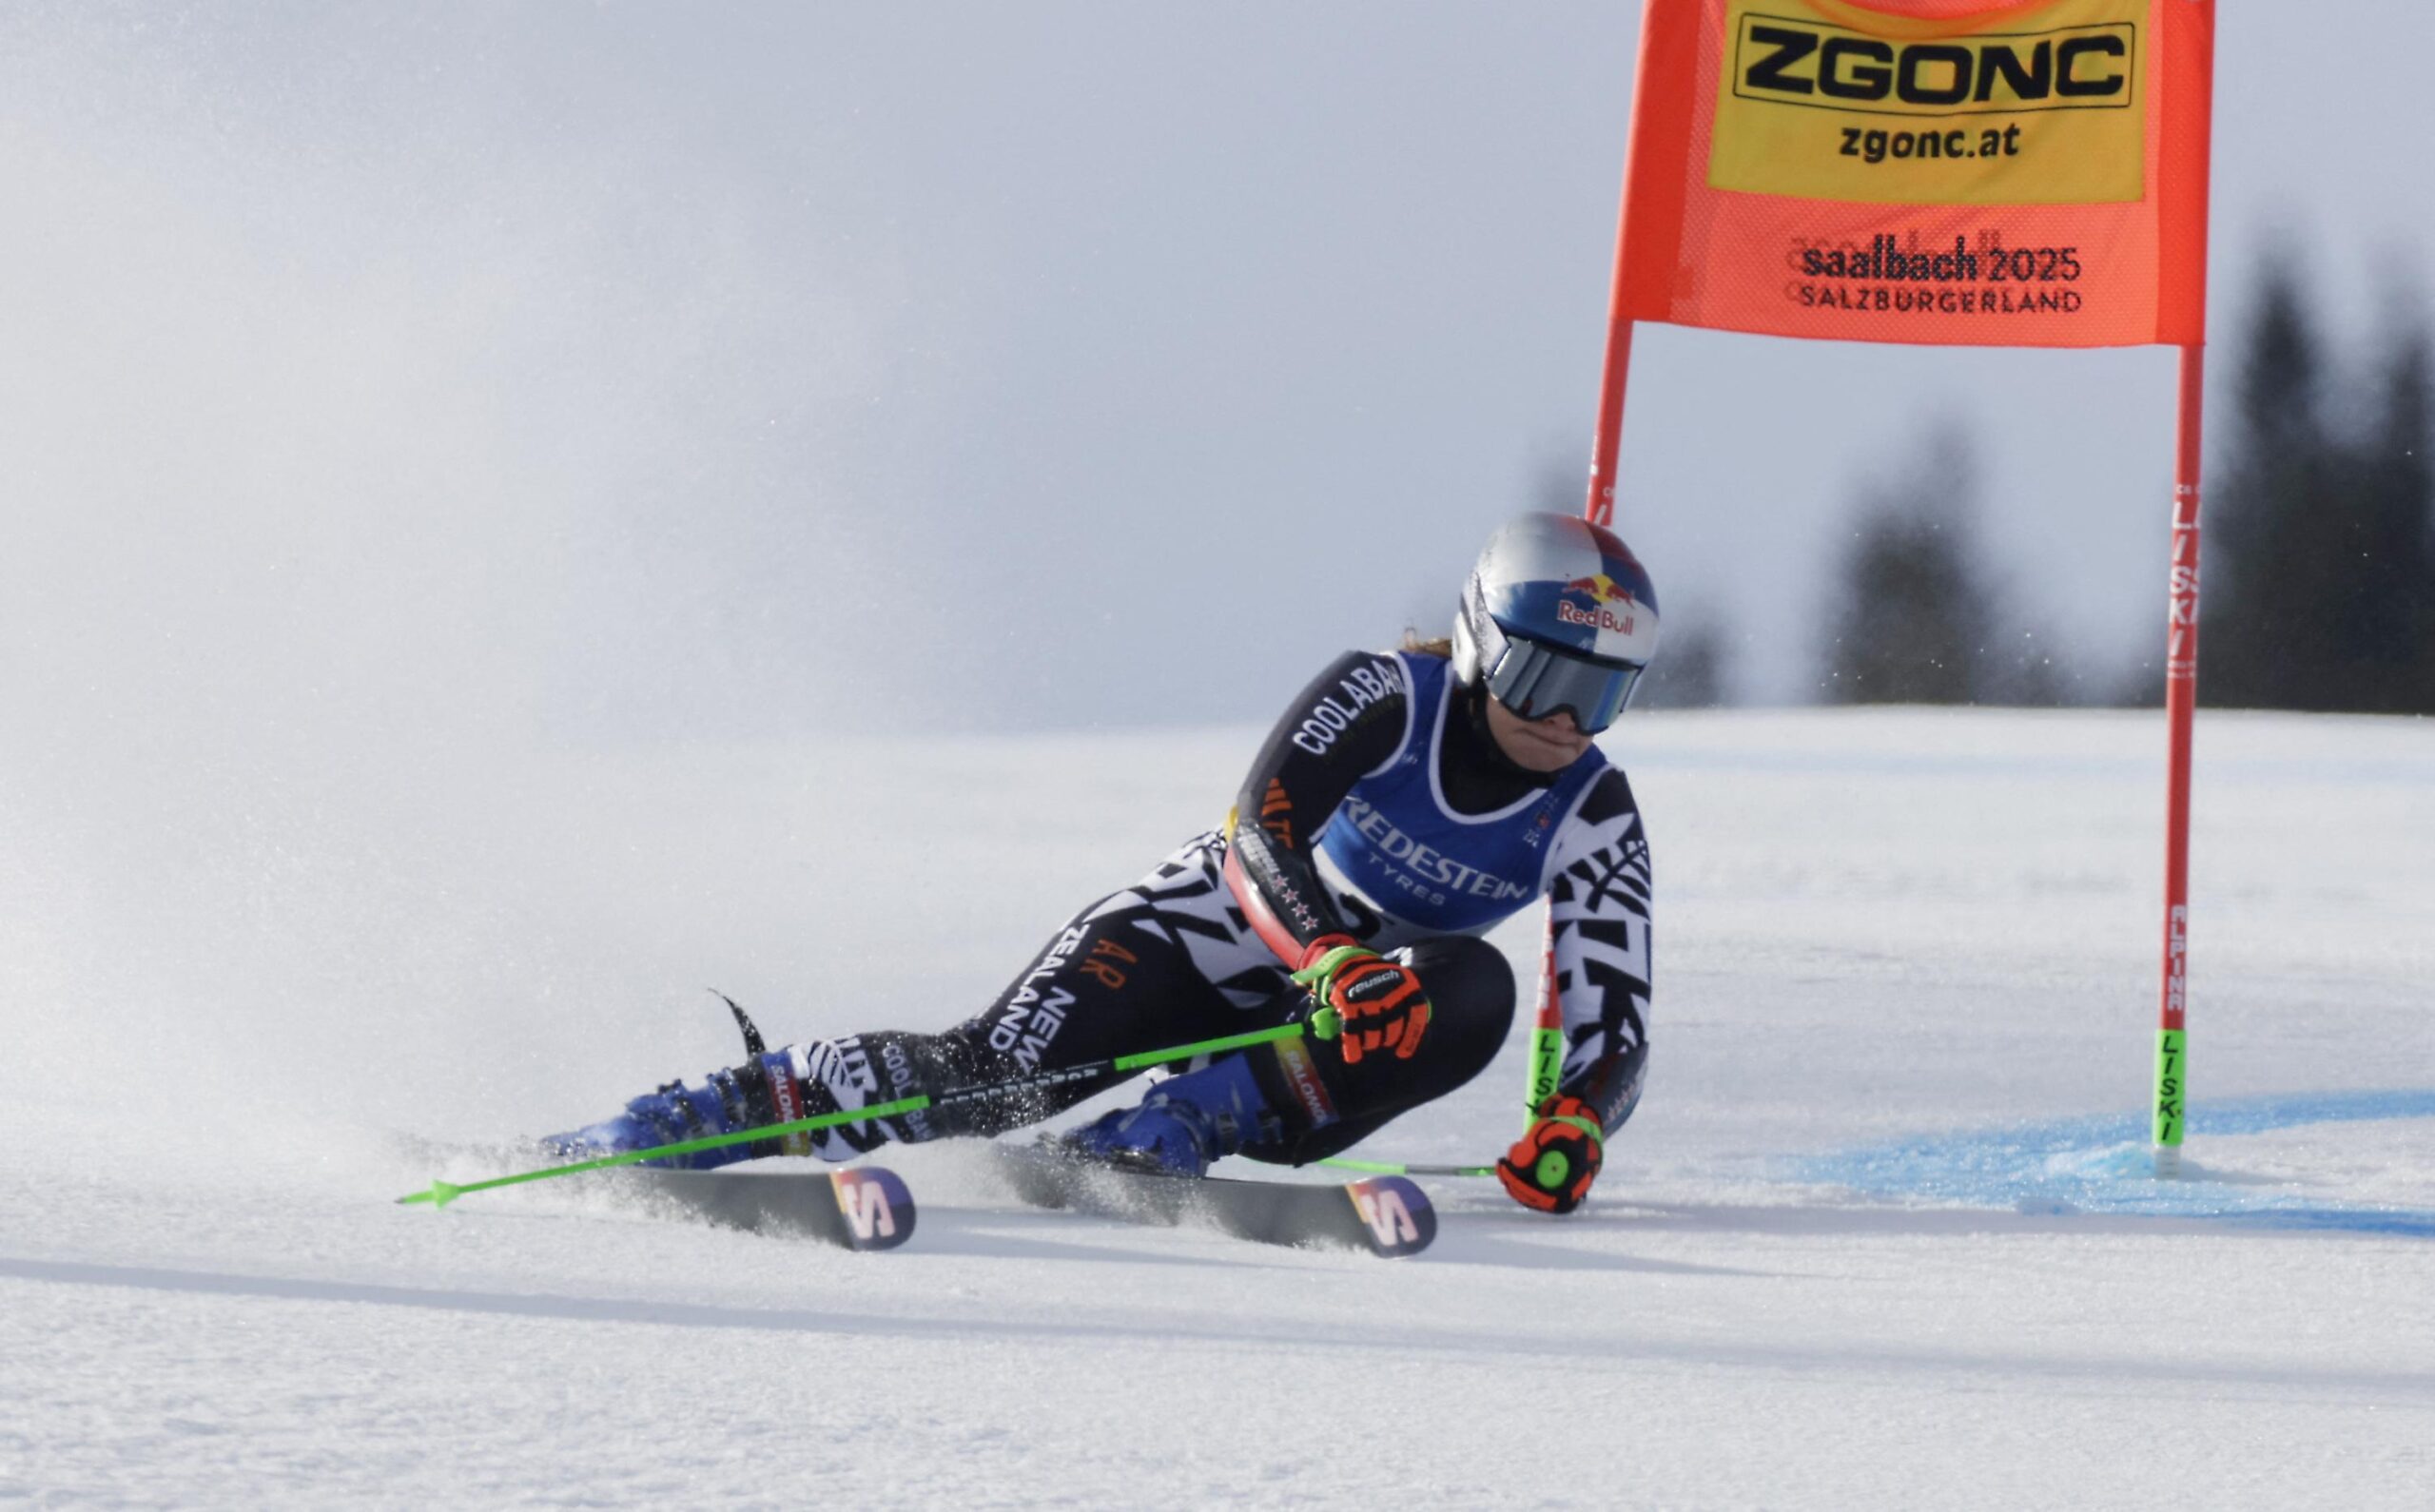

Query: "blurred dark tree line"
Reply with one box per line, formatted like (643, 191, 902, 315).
(2200, 255, 2435, 713)
(1817, 248, 2435, 712)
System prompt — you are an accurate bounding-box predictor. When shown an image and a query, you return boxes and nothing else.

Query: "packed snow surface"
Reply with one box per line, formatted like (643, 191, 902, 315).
(5, 708, 2431, 1506)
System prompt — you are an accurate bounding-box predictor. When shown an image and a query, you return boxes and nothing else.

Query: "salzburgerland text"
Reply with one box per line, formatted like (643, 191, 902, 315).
(1789, 231, 2087, 321)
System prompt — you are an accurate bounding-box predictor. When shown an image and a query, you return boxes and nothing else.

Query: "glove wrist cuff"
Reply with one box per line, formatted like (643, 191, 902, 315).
(1293, 933, 1359, 974)
(1544, 1113, 1604, 1145)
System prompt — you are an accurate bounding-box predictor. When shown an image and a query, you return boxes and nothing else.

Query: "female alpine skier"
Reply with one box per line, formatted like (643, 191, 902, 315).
(551, 511, 1659, 1214)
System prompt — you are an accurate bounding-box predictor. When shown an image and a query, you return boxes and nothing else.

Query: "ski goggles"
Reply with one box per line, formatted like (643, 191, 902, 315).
(1481, 634, 1645, 734)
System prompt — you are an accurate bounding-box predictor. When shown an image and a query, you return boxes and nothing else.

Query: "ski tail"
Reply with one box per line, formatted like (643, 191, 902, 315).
(1343, 1175, 1435, 1257)
(989, 1143, 1435, 1258)
(617, 1165, 917, 1251)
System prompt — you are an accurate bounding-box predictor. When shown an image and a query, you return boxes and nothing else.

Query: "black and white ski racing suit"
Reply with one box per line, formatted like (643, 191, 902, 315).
(776, 649, 1654, 1166)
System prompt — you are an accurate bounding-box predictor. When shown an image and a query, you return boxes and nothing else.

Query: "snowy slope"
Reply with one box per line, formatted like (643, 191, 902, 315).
(4, 708, 2431, 1507)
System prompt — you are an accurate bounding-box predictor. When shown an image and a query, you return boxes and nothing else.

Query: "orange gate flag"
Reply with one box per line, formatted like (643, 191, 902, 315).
(1613, 0, 2214, 347)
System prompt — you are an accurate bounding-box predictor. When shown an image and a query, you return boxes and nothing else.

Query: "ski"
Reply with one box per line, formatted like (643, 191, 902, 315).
(984, 1144, 1435, 1258)
(612, 1165, 916, 1251)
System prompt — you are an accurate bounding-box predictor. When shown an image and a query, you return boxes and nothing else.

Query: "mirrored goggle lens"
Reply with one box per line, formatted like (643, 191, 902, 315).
(1484, 638, 1643, 733)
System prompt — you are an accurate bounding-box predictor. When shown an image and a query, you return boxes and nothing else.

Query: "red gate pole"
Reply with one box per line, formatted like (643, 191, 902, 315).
(1584, 316, 1637, 529)
(2153, 342, 2206, 1176)
(1584, 0, 1668, 530)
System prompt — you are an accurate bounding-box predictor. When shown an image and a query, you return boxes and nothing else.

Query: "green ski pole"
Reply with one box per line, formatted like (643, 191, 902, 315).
(398, 1017, 1327, 1210)
(1317, 1155, 1495, 1178)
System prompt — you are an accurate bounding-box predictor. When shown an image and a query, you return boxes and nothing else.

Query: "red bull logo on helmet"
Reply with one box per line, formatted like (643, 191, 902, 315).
(1563, 574, 1638, 607)
(1554, 600, 1639, 636)
(1557, 572, 1645, 639)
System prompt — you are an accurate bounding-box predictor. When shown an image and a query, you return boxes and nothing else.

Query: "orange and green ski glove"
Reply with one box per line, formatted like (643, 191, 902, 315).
(1291, 935, 1431, 1066)
(1497, 1094, 1604, 1213)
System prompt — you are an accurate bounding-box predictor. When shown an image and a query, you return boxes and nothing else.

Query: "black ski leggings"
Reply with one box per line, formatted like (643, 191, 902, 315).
(871, 895, 1517, 1165)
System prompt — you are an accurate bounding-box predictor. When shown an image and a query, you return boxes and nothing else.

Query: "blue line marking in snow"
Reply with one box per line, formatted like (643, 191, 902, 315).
(1792, 1089, 2435, 1237)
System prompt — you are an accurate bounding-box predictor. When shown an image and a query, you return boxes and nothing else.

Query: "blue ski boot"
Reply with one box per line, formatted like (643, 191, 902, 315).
(544, 1053, 797, 1171)
(1057, 1054, 1283, 1177)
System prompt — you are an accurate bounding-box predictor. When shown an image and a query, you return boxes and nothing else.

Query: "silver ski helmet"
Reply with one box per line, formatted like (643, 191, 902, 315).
(1451, 512, 1660, 733)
